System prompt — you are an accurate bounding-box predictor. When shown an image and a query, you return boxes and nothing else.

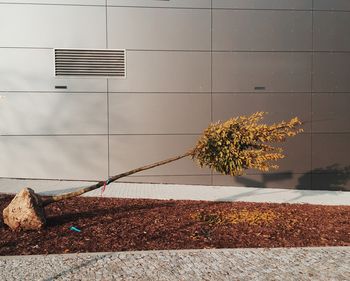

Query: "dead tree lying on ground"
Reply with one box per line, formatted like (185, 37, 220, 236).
(3, 112, 303, 231)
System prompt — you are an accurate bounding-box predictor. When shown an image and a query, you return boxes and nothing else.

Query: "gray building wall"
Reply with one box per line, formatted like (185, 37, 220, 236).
(0, 0, 349, 190)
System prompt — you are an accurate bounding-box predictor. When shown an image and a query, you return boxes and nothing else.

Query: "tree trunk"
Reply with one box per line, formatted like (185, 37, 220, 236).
(41, 149, 194, 206)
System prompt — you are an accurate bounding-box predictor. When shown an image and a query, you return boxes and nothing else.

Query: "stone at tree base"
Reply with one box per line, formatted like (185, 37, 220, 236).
(3, 188, 46, 231)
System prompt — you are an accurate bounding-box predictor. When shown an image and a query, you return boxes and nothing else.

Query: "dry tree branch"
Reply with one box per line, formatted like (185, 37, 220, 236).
(42, 150, 194, 206)
(3, 112, 303, 230)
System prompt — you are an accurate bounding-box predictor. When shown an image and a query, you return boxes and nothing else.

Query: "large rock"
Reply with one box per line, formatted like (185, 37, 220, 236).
(3, 188, 46, 231)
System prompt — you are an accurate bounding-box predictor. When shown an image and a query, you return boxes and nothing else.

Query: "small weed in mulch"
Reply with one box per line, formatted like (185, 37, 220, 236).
(0, 193, 349, 255)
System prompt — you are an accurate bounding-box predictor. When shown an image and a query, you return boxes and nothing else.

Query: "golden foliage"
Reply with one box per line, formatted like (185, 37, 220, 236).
(192, 112, 303, 176)
(192, 209, 277, 226)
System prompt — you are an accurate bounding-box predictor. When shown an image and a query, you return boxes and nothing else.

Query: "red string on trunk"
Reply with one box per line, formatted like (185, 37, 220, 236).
(100, 181, 107, 197)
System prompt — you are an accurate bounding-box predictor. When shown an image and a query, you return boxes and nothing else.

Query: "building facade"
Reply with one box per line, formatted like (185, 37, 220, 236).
(0, 0, 349, 190)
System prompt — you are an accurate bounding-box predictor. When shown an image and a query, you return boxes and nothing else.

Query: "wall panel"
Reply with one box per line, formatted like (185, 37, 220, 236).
(0, 93, 107, 135)
(212, 0, 312, 10)
(0, 4, 106, 48)
(273, 134, 311, 174)
(107, 0, 211, 8)
(0, 136, 108, 179)
(109, 135, 210, 176)
(313, 53, 350, 92)
(0, 49, 107, 92)
(123, 175, 212, 185)
(108, 7, 210, 50)
(213, 10, 312, 51)
(213, 173, 311, 190)
(109, 93, 211, 134)
(312, 93, 350, 133)
(314, 11, 350, 51)
(314, 0, 350, 11)
(213, 52, 311, 92)
(0, 1, 104, 4)
(108, 51, 211, 92)
(212, 93, 311, 132)
(311, 174, 350, 191)
(312, 134, 350, 172)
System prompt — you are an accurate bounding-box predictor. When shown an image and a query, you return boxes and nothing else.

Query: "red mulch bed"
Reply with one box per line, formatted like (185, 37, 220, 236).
(0, 193, 349, 256)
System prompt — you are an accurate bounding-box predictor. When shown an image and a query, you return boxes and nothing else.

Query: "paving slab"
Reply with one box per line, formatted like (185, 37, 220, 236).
(0, 178, 349, 205)
(0, 247, 349, 281)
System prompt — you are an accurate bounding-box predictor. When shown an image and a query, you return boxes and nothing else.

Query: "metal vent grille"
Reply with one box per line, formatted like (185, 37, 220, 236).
(54, 49, 125, 77)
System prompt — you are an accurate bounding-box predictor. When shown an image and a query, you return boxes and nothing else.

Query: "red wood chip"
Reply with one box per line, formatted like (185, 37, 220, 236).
(0, 194, 349, 255)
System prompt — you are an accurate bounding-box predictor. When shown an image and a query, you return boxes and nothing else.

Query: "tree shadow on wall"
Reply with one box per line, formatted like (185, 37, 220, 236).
(234, 164, 350, 192)
(215, 173, 294, 202)
(235, 172, 293, 189)
(296, 164, 350, 191)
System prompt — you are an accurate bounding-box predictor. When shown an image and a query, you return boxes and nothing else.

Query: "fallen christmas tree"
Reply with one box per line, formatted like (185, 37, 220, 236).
(3, 112, 303, 231)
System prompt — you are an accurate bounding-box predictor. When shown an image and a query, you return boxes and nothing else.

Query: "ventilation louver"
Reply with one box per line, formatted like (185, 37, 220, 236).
(54, 49, 126, 78)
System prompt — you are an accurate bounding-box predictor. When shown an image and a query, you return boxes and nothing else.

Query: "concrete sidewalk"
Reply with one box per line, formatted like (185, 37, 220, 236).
(0, 247, 349, 281)
(0, 178, 349, 205)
